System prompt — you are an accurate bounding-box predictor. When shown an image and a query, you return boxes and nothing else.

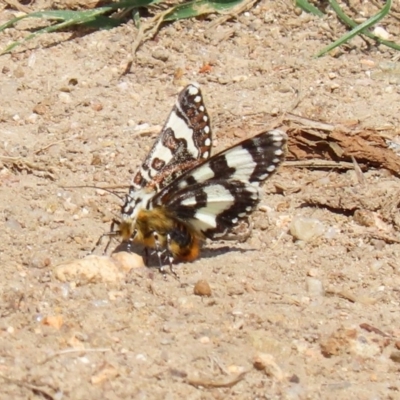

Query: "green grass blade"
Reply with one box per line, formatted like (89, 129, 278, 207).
(82, 15, 124, 29)
(0, 0, 246, 54)
(0, 0, 158, 33)
(295, 0, 324, 17)
(2, 16, 97, 54)
(316, 0, 394, 57)
(163, 0, 245, 21)
(132, 9, 141, 29)
(328, 0, 400, 52)
(0, 0, 159, 53)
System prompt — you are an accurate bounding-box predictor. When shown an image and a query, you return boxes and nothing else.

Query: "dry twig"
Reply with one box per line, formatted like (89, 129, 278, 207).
(39, 347, 111, 365)
(0, 156, 56, 180)
(187, 371, 248, 388)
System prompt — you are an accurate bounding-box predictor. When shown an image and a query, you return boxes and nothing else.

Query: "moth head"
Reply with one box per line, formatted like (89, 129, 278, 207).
(118, 217, 136, 241)
(120, 188, 155, 240)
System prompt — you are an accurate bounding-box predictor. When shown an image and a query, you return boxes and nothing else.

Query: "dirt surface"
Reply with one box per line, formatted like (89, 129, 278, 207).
(1, 1, 400, 398)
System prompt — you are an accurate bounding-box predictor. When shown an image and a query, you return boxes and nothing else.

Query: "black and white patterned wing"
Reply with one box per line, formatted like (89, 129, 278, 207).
(153, 129, 287, 238)
(132, 83, 212, 191)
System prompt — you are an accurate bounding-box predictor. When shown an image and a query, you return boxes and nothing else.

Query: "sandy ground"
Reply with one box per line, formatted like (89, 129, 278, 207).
(1, 1, 400, 399)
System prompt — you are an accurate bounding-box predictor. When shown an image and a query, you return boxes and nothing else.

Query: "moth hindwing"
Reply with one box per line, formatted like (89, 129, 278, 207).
(102, 84, 287, 274)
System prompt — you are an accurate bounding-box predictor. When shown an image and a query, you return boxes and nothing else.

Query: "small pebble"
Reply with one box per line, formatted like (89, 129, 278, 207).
(199, 336, 210, 344)
(55, 255, 126, 284)
(354, 210, 375, 227)
(253, 353, 285, 381)
(111, 251, 145, 272)
(33, 103, 47, 115)
(306, 277, 325, 297)
(193, 280, 212, 297)
(307, 268, 319, 277)
(289, 374, 300, 383)
(42, 315, 64, 330)
(289, 216, 325, 242)
(58, 92, 72, 104)
(27, 113, 39, 123)
(390, 351, 400, 363)
(373, 26, 391, 40)
(91, 101, 103, 111)
(152, 49, 169, 62)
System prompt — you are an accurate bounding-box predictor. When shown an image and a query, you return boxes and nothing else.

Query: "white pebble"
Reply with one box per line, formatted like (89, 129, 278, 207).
(136, 354, 147, 361)
(27, 113, 39, 123)
(289, 216, 325, 242)
(373, 26, 391, 40)
(58, 92, 72, 104)
(117, 81, 129, 91)
(306, 277, 325, 297)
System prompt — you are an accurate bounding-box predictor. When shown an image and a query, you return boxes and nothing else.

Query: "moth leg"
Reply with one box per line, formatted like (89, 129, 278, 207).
(91, 218, 120, 255)
(152, 231, 167, 276)
(143, 248, 150, 266)
(166, 233, 178, 278)
(125, 229, 137, 253)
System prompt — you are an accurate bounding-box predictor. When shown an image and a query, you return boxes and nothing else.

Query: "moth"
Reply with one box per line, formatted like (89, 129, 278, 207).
(101, 83, 287, 273)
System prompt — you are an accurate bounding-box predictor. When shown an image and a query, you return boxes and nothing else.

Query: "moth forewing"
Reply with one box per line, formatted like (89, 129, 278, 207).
(130, 83, 212, 191)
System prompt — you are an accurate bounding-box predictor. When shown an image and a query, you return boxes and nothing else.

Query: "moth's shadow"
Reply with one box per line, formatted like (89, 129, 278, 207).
(111, 241, 255, 268)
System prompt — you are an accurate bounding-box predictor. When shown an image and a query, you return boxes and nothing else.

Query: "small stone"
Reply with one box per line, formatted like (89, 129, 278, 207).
(307, 268, 319, 277)
(199, 336, 210, 344)
(58, 92, 72, 104)
(232, 75, 248, 83)
(42, 315, 63, 330)
(33, 103, 47, 115)
(390, 351, 400, 363)
(288, 374, 300, 383)
(270, 107, 279, 116)
(306, 277, 325, 297)
(91, 101, 103, 111)
(117, 81, 129, 91)
(373, 26, 391, 40)
(27, 113, 39, 123)
(320, 328, 358, 358)
(330, 83, 340, 91)
(253, 353, 285, 381)
(54, 255, 124, 284)
(293, 7, 302, 16)
(354, 209, 375, 227)
(289, 216, 325, 242)
(111, 251, 145, 271)
(193, 280, 212, 297)
(152, 49, 169, 62)
(91, 153, 102, 166)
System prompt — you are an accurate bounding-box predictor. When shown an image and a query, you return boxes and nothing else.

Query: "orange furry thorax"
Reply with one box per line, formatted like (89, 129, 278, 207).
(119, 207, 201, 262)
